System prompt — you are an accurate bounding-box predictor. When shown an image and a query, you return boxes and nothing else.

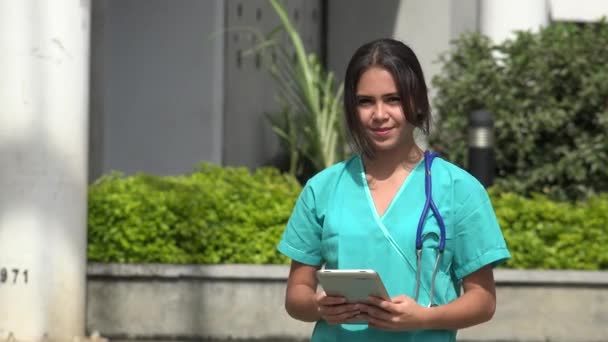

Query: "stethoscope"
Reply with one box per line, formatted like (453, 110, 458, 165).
(413, 150, 447, 307)
(374, 150, 447, 307)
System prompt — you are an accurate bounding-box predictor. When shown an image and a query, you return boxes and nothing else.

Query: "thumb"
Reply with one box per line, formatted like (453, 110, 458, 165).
(391, 295, 411, 303)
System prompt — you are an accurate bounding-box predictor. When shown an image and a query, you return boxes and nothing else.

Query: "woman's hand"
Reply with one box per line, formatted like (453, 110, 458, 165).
(315, 291, 361, 325)
(356, 295, 428, 330)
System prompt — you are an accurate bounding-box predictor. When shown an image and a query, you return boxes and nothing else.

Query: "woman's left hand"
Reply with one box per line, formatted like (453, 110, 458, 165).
(356, 295, 428, 331)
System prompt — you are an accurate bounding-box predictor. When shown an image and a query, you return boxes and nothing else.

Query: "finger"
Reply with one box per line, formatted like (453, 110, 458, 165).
(365, 296, 384, 306)
(318, 295, 347, 305)
(391, 295, 410, 302)
(358, 303, 393, 321)
(358, 303, 390, 316)
(325, 309, 360, 325)
(344, 315, 365, 324)
(359, 313, 396, 331)
(321, 303, 358, 316)
(316, 291, 346, 302)
(367, 296, 397, 312)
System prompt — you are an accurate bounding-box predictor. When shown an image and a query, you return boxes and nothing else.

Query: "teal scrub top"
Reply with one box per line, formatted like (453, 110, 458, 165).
(277, 154, 511, 342)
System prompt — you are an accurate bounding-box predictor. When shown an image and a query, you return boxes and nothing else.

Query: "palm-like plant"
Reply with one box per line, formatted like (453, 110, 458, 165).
(262, 0, 346, 178)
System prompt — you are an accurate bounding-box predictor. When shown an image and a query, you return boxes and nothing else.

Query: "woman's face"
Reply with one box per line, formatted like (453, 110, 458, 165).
(355, 66, 414, 154)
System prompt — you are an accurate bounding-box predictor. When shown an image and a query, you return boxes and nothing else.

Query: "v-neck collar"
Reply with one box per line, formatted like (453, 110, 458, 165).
(358, 155, 424, 222)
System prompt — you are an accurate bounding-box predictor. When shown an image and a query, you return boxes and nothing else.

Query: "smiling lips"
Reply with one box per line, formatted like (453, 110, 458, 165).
(371, 127, 393, 136)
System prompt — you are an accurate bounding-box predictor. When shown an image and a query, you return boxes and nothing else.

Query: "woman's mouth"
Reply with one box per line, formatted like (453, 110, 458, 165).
(371, 127, 393, 136)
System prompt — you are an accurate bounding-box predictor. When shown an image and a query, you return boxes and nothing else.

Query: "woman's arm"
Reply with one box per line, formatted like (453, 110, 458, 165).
(285, 261, 322, 322)
(358, 265, 497, 330)
(421, 264, 497, 330)
(285, 261, 361, 324)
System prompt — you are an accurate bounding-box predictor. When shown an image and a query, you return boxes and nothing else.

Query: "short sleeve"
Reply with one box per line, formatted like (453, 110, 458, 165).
(451, 182, 511, 280)
(277, 183, 324, 266)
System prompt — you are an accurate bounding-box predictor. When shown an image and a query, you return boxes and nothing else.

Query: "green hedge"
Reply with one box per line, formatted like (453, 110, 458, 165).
(492, 189, 608, 270)
(87, 164, 300, 264)
(88, 165, 608, 270)
(430, 21, 608, 201)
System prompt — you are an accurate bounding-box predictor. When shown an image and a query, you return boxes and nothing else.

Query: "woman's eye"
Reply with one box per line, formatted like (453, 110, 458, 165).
(357, 99, 373, 106)
(386, 97, 401, 103)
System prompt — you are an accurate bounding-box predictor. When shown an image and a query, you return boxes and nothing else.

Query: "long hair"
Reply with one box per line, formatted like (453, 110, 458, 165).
(343, 39, 431, 158)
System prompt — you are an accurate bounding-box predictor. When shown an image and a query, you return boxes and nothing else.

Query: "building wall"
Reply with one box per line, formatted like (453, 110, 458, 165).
(89, 0, 608, 178)
(326, 0, 478, 99)
(326, 0, 401, 87)
(89, 0, 321, 178)
(222, 0, 322, 169)
(89, 0, 224, 179)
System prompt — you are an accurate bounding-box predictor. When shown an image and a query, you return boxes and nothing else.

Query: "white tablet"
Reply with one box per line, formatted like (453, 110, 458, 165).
(316, 269, 390, 303)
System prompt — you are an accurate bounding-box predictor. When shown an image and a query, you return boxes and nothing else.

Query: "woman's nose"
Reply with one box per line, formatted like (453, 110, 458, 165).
(373, 103, 388, 120)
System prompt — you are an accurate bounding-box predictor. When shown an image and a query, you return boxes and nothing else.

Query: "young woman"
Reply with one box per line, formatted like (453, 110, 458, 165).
(277, 38, 511, 341)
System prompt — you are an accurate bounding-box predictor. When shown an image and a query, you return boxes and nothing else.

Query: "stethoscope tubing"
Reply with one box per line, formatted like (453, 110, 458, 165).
(368, 151, 447, 307)
(414, 151, 447, 307)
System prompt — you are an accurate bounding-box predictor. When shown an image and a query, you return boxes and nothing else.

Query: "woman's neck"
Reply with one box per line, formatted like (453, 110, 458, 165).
(362, 143, 423, 181)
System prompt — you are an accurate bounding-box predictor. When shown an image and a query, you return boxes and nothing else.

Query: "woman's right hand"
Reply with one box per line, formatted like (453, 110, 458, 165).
(315, 291, 361, 324)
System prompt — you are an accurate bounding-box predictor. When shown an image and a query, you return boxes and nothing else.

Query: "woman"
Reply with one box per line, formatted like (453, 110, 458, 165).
(277, 38, 511, 341)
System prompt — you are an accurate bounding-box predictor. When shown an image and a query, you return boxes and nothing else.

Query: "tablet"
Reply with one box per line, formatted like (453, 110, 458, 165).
(316, 269, 390, 303)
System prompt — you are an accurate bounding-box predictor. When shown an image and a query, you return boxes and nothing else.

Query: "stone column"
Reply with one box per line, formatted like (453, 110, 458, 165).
(0, 0, 90, 340)
(480, 0, 549, 43)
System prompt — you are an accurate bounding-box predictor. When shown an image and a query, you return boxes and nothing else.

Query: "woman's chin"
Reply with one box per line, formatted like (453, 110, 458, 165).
(368, 138, 415, 155)
(370, 142, 400, 154)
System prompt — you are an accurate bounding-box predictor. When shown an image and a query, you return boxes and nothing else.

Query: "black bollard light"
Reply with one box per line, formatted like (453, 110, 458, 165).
(468, 110, 495, 187)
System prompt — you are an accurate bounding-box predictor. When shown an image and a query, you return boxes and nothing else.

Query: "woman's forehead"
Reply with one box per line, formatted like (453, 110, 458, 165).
(356, 67, 398, 95)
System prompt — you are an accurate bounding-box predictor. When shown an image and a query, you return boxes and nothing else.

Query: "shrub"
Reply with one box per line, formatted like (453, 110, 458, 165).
(491, 189, 608, 270)
(431, 21, 608, 201)
(87, 164, 301, 264)
(88, 165, 607, 270)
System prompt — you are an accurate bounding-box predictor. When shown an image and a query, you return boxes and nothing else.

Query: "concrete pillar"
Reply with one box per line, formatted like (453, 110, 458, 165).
(0, 0, 90, 340)
(480, 0, 549, 43)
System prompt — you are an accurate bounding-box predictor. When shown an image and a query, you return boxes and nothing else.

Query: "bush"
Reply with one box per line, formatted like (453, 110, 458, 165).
(491, 189, 608, 270)
(87, 164, 301, 264)
(431, 21, 608, 201)
(88, 165, 607, 270)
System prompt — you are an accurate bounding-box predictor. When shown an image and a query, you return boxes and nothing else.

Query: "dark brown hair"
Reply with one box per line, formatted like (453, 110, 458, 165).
(343, 38, 431, 158)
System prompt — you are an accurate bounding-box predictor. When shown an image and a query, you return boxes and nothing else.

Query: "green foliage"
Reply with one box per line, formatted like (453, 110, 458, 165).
(87, 164, 301, 264)
(491, 189, 608, 270)
(431, 21, 608, 200)
(87, 167, 607, 270)
(262, 0, 347, 179)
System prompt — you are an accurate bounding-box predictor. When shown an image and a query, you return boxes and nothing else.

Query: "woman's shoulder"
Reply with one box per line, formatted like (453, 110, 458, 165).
(431, 155, 488, 201)
(304, 155, 361, 190)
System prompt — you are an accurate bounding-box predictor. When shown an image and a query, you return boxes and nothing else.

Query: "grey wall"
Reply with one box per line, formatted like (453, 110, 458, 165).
(327, 0, 478, 98)
(326, 0, 401, 85)
(89, 0, 106, 182)
(90, 0, 322, 177)
(90, 0, 224, 178)
(222, 0, 322, 169)
(86, 264, 608, 342)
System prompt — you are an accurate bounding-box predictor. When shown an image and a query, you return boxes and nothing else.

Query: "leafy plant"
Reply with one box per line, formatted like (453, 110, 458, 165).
(491, 189, 608, 270)
(259, 0, 346, 179)
(88, 165, 608, 269)
(87, 164, 301, 264)
(430, 21, 608, 200)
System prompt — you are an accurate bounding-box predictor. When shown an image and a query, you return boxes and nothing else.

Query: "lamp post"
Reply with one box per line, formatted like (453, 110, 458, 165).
(468, 110, 495, 187)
